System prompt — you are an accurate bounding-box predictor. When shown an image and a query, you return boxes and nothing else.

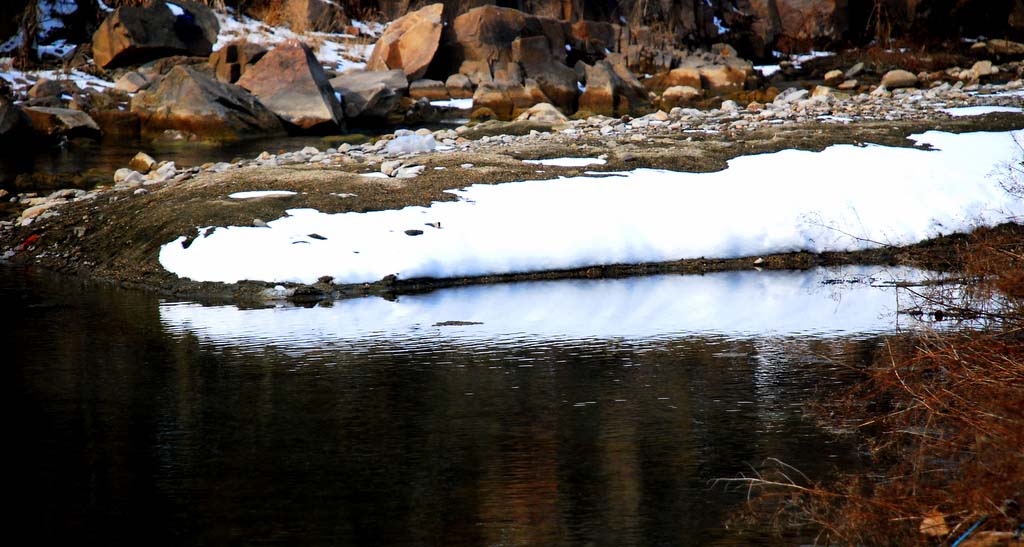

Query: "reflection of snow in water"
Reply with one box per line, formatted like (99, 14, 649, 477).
(160, 267, 925, 351)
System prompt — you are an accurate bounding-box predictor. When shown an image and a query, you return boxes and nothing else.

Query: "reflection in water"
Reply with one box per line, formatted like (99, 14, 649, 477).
(5, 266, 907, 546)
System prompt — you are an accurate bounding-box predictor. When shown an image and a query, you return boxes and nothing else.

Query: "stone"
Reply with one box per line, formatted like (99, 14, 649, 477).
(330, 69, 408, 119)
(366, 3, 443, 81)
(459, 60, 493, 86)
(380, 160, 401, 176)
(131, 65, 285, 141)
(838, 79, 858, 90)
(986, 39, 1024, 56)
(115, 71, 151, 93)
(577, 61, 649, 117)
(237, 41, 344, 132)
(282, 0, 345, 33)
(208, 41, 267, 84)
(394, 165, 425, 178)
(409, 79, 449, 101)
(699, 64, 746, 93)
(970, 60, 994, 78)
(28, 79, 64, 99)
(664, 67, 702, 90)
(129, 152, 157, 173)
(515, 102, 568, 124)
(445, 74, 474, 99)
(824, 69, 844, 84)
(22, 107, 101, 140)
(811, 85, 832, 97)
(845, 62, 864, 79)
(92, 1, 220, 69)
(385, 133, 436, 155)
(513, 35, 580, 112)
(660, 85, 701, 109)
(450, 5, 567, 68)
(881, 69, 918, 89)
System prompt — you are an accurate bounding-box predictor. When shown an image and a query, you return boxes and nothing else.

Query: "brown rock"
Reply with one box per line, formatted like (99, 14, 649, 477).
(515, 102, 567, 123)
(647, 67, 702, 93)
(208, 41, 267, 84)
(237, 41, 344, 132)
(459, 60, 493, 86)
(445, 74, 474, 99)
(23, 107, 101, 140)
(881, 69, 918, 89)
(283, 0, 345, 33)
(131, 65, 285, 141)
(409, 79, 449, 101)
(660, 85, 701, 108)
(128, 151, 157, 173)
(450, 5, 567, 68)
(28, 79, 65, 99)
(513, 36, 579, 112)
(0, 96, 25, 139)
(986, 39, 1024, 56)
(699, 64, 747, 93)
(92, 1, 219, 69)
(578, 60, 649, 117)
(367, 3, 443, 81)
(330, 69, 408, 119)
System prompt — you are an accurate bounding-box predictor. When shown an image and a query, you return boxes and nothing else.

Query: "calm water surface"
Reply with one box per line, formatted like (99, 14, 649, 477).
(5, 266, 906, 546)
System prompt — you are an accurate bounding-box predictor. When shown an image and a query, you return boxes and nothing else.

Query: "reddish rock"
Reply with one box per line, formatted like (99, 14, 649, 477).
(409, 79, 449, 101)
(92, 1, 219, 69)
(208, 41, 267, 84)
(578, 60, 649, 116)
(283, 0, 346, 33)
(237, 41, 344, 132)
(513, 35, 580, 112)
(660, 85, 702, 109)
(445, 74, 474, 99)
(330, 69, 408, 119)
(23, 107, 101, 140)
(367, 3, 443, 81)
(645, 67, 702, 94)
(450, 5, 568, 68)
(699, 64, 747, 93)
(131, 65, 285, 141)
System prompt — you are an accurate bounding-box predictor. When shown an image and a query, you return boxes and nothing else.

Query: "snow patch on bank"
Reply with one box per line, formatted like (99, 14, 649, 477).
(229, 191, 297, 199)
(159, 130, 1024, 285)
(523, 157, 607, 167)
(941, 106, 1024, 117)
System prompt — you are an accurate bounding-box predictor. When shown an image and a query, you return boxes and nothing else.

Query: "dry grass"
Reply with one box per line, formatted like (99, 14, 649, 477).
(723, 148, 1024, 546)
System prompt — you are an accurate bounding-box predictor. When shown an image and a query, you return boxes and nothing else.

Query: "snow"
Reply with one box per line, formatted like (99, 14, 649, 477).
(386, 134, 436, 155)
(430, 98, 474, 109)
(212, 9, 371, 73)
(941, 106, 1024, 117)
(523, 157, 608, 167)
(165, 3, 184, 17)
(159, 267, 921, 344)
(0, 67, 114, 94)
(713, 16, 728, 34)
(158, 130, 1024, 286)
(229, 191, 297, 199)
(755, 65, 781, 77)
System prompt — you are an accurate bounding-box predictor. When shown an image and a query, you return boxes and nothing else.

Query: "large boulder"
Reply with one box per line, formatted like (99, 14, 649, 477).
(208, 41, 267, 84)
(699, 64, 748, 93)
(881, 69, 919, 89)
(513, 35, 579, 112)
(366, 3, 443, 81)
(578, 60, 649, 117)
(330, 69, 408, 119)
(131, 65, 285, 141)
(449, 5, 568, 69)
(0, 96, 26, 140)
(92, 1, 220, 69)
(22, 107, 101, 140)
(236, 41, 343, 132)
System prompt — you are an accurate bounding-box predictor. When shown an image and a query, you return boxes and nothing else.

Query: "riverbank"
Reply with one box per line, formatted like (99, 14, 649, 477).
(1, 73, 1022, 304)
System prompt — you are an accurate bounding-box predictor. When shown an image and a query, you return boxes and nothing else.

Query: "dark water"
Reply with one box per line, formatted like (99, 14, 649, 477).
(5, 266, 892, 546)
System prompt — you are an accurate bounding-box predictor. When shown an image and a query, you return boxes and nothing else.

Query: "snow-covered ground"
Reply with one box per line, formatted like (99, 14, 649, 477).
(159, 130, 1024, 285)
(160, 267, 920, 345)
(942, 105, 1024, 117)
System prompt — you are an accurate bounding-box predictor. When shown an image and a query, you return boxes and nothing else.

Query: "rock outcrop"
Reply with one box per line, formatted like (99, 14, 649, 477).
(209, 41, 268, 84)
(131, 65, 285, 141)
(22, 107, 101, 140)
(237, 41, 344, 132)
(92, 1, 220, 69)
(578, 60, 649, 117)
(330, 69, 409, 119)
(366, 3, 444, 81)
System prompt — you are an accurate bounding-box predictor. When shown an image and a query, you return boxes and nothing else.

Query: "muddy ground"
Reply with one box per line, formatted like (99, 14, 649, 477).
(2, 113, 1023, 304)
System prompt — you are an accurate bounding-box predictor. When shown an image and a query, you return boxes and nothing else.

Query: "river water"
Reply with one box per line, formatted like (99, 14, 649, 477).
(6, 265, 915, 546)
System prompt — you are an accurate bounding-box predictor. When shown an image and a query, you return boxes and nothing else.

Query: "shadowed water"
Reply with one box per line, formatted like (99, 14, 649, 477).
(5, 266, 914, 546)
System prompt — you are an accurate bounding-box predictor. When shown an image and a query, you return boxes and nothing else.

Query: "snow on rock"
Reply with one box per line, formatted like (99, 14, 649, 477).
(160, 267, 921, 344)
(0, 66, 114, 95)
(159, 130, 1024, 285)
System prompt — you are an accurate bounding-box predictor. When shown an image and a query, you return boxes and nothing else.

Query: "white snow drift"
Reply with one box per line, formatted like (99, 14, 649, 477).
(159, 130, 1024, 285)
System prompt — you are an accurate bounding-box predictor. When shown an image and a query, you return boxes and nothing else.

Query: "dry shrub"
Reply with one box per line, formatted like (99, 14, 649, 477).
(724, 194, 1024, 543)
